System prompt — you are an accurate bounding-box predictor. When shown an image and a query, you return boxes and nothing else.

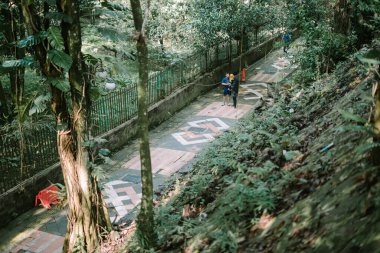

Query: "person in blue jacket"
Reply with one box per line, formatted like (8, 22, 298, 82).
(282, 32, 291, 53)
(221, 73, 231, 106)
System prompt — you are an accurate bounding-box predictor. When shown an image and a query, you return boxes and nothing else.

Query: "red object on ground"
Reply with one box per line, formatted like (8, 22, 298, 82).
(242, 68, 246, 82)
(35, 185, 59, 209)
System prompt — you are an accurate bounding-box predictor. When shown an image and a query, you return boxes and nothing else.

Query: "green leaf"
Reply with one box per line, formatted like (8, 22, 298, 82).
(99, 148, 111, 156)
(283, 150, 302, 161)
(29, 94, 51, 116)
(17, 32, 48, 48)
(48, 27, 64, 50)
(44, 0, 56, 5)
(1, 57, 34, 70)
(83, 54, 100, 66)
(356, 142, 380, 154)
(48, 77, 70, 92)
(91, 165, 107, 181)
(338, 110, 367, 124)
(47, 49, 73, 71)
(337, 124, 375, 135)
(356, 49, 380, 65)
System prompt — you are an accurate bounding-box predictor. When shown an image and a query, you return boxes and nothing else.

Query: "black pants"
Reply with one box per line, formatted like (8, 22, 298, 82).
(283, 43, 289, 53)
(232, 94, 238, 108)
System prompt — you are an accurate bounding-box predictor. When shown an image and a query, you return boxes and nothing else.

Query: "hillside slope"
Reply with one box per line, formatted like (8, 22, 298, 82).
(129, 52, 380, 253)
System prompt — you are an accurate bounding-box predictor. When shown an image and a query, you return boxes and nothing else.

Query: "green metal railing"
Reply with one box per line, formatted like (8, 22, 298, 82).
(0, 31, 276, 194)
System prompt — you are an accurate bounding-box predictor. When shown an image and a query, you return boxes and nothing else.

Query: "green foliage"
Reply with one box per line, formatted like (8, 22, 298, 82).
(28, 93, 51, 116)
(51, 182, 67, 208)
(47, 27, 65, 50)
(339, 109, 367, 124)
(356, 142, 380, 154)
(90, 164, 108, 181)
(291, 0, 380, 83)
(190, 0, 279, 47)
(283, 150, 302, 161)
(1, 57, 34, 71)
(295, 30, 356, 83)
(356, 49, 380, 66)
(48, 77, 70, 92)
(17, 32, 48, 48)
(47, 49, 73, 71)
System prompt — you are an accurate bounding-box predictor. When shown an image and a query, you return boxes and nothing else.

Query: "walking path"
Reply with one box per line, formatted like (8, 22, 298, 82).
(0, 47, 295, 253)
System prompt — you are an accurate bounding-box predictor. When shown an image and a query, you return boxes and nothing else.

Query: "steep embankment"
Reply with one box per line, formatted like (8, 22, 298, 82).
(126, 53, 379, 253)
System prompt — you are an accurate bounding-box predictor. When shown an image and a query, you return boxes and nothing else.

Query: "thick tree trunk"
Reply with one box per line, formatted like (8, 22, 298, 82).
(333, 0, 352, 35)
(59, 1, 111, 252)
(130, 0, 156, 249)
(21, 1, 111, 252)
(372, 67, 380, 166)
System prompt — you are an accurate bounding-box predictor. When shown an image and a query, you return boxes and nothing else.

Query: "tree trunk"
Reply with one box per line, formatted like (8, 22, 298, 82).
(254, 27, 259, 44)
(130, 0, 156, 249)
(228, 38, 232, 69)
(159, 36, 164, 52)
(59, 1, 111, 252)
(372, 66, 380, 166)
(20, 1, 111, 252)
(0, 81, 10, 124)
(333, 0, 352, 35)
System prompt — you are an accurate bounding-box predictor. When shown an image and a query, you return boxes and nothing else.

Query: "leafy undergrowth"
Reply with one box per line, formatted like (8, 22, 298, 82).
(125, 53, 379, 253)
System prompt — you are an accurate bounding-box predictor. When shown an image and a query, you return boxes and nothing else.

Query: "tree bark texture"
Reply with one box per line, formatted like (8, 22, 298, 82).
(333, 0, 352, 35)
(130, 0, 156, 248)
(0, 81, 11, 123)
(20, 1, 111, 252)
(1, 5, 25, 110)
(373, 66, 380, 166)
(59, 1, 111, 251)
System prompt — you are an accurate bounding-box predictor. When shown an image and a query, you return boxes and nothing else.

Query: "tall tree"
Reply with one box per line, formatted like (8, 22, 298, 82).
(20, 0, 111, 252)
(130, 0, 156, 249)
(374, 64, 380, 166)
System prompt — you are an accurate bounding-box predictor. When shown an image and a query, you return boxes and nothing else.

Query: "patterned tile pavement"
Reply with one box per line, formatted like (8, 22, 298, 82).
(196, 102, 253, 119)
(122, 147, 196, 176)
(9, 231, 64, 253)
(1, 47, 297, 253)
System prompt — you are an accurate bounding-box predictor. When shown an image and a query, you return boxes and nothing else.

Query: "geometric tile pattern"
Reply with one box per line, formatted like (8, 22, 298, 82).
(172, 118, 229, 145)
(241, 83, 266, 100)
(272, 57, 290, 70)
(250, 71, 281, 83)
(196, 102, 254, 119)
(122, 147, 196, 176)
(103, 180, 142, 223)
(9, 230, 64, 253)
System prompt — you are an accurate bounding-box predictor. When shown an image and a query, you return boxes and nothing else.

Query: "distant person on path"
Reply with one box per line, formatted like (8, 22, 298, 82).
(232, 72, 239, 108)
(282, 32, 291, 53)
(221, 73, 231, 106)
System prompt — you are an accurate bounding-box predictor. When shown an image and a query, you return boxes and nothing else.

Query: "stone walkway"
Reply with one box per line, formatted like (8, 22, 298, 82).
(0, 47, 295, 253)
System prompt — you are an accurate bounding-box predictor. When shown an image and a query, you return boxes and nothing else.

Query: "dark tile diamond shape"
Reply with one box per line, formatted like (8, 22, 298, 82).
(187, 126, 207, 133)
(122, 175, 141, 184)
(122, 199, 132, 205)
